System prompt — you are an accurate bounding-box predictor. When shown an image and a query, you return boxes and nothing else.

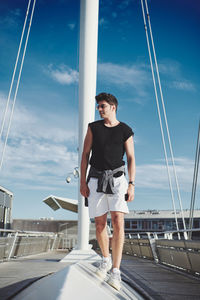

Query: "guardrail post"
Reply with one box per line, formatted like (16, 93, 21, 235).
(51, 234, 58, 251)
(147, 233, 158, 262)
(153, 233, 158, 239)
(183, 231, 188, 240)
(8, 231, 18, 260)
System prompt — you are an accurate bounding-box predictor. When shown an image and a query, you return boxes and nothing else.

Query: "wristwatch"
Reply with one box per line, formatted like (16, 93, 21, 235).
(129, 181, 135, 186)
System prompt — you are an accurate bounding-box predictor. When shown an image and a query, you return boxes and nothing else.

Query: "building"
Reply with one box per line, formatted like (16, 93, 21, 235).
(0, 186, 13, 229)
(107, 210, 200, 234)
(12, 209, 200, 238)
(12, 219, 77, 234)
(12, 218, 96, 240)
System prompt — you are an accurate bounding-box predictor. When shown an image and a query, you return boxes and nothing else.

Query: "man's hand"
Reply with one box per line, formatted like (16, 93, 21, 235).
(126, 184, 135, 202)
(80, 182, 90, 198)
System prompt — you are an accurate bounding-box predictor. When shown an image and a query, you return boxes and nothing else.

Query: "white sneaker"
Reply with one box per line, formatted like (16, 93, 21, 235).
(96, 256, 112, 279)
(107, 268, 121, 291)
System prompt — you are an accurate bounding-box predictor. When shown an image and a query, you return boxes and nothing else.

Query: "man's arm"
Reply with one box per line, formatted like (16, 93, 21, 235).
(80, 126, 93, 198)
(124, 136, 136, 202)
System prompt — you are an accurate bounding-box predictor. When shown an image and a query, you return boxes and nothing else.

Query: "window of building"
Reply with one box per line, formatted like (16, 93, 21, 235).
(137, 221, 142, 230)
(172, 221, 177, 230)
(194, 220, 200, 228)
(164, 220, 172, 230)
(132, 221, 138, 229)
(158, 220, 164, 230)
(152, 221, 158, 230)
(125, 221, 131, 229)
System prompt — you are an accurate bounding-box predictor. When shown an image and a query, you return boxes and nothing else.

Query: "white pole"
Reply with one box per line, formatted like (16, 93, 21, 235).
(77, 0, 99, 250)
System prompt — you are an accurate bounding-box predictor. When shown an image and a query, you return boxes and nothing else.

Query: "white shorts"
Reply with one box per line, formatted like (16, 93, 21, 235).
(87, 175, 129, 219)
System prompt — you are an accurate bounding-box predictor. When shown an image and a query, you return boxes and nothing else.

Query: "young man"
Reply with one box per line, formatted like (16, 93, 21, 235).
(80, 92, 135, 291)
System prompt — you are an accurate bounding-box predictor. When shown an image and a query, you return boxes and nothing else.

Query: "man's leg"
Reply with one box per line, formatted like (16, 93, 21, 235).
(95, 213, 109, 257)
(110, 211, 124, 269)
(95, 213, 112, 279)
(107, 211, 124, 290)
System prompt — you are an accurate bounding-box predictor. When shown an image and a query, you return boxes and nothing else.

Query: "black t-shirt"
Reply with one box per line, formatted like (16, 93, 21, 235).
(89, 120, 134, 171)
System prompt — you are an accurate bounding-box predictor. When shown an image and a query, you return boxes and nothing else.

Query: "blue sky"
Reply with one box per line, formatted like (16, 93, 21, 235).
(0, 0, 199, 220)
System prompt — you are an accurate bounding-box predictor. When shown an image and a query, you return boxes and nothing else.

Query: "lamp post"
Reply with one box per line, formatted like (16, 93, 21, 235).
(77, 0, 99, 250)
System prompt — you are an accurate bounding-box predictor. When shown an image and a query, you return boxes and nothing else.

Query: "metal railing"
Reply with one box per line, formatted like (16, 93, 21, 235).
(58, 236, 78, 249)
(126, 228, 200, 240)
(0, 229, 94, 262)
(0, 229, 60, 261)
(123, 228, 200, 276)
(1, 227, 200, 276)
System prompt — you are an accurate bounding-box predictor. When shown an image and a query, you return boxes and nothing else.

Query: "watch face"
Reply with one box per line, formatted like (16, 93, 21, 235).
(129, 181, 135, 186)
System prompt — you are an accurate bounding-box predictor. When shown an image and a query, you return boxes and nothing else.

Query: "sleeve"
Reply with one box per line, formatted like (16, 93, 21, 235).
(123, 123, 134, 142)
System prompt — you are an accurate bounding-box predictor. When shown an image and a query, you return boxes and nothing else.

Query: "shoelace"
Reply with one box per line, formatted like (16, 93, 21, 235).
(99, 261, 108, 269)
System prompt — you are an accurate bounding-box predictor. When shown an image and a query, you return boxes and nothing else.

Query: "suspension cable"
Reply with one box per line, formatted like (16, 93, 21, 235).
(144, 0, 187, 234)
(140, 0, 180, 233)
(0, 0, 32, 141)
(188, 120, 200, 237)
(0, 0, 37, 172)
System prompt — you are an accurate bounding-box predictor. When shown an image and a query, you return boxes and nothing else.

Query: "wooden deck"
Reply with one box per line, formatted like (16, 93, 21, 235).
(121, 254, 200, 300)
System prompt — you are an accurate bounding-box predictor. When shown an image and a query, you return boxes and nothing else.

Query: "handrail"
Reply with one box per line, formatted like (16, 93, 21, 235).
(0, 229, 60, 261)
(126, 228, 200, 240)
(0, 229, 56, 236)
(123, 228, 200, 275)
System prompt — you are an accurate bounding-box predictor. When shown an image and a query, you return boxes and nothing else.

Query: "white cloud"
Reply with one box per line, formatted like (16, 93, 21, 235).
(97, 61, 197, 105)
(98, 62, 148, 87)
(0, 9, 21, 28)
(118, 0, 131, 10)
(68, 23, 75, 30)
(135, 157, 196, 192)
(2, 139, 78, 188)
(98, 62, 150, 102)
(158, 61, 196, 92)
(0, 94, 78, 191)
(171, 80, 196, 91)
(158, 61, 181, 75)
(46, 64, 79, 85)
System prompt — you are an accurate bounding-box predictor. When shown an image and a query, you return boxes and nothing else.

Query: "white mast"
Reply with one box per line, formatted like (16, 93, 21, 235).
(77, 0, 99, 250)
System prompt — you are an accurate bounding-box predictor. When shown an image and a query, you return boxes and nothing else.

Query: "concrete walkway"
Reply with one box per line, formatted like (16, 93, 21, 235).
(0, 250, 70, 300)
(0, 251, 200, 299)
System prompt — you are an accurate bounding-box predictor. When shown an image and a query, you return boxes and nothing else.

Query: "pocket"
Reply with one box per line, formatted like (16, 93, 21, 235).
(88, 178, 97, 191)
(123, 176, 128, 189)
(113, 175, 126, 193)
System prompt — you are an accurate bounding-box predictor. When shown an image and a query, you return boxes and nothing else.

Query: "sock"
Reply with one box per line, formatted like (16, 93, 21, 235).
(103, 256, 110, 262)
(112, 268, 120, 274)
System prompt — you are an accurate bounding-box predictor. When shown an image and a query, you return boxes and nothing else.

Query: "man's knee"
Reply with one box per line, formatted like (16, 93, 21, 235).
(112, 214, 124, 232)
(96, 222, 107, 234)
(95, 216, 107, 234)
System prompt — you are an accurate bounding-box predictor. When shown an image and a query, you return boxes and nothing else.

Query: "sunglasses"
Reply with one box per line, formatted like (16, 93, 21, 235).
(96, 104, 110, 110)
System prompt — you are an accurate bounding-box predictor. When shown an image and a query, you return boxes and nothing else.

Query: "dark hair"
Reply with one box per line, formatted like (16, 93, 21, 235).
(95, 92, 118, 111)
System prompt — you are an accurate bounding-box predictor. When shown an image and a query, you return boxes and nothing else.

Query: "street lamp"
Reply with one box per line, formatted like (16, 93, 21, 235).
(66, 167, 79, 183)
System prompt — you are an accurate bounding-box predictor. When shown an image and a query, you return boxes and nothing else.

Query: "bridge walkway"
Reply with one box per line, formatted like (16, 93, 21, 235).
(0, 250, 70, 300)
(121, 254, 200, 299)
(0, 251, 200, 299)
